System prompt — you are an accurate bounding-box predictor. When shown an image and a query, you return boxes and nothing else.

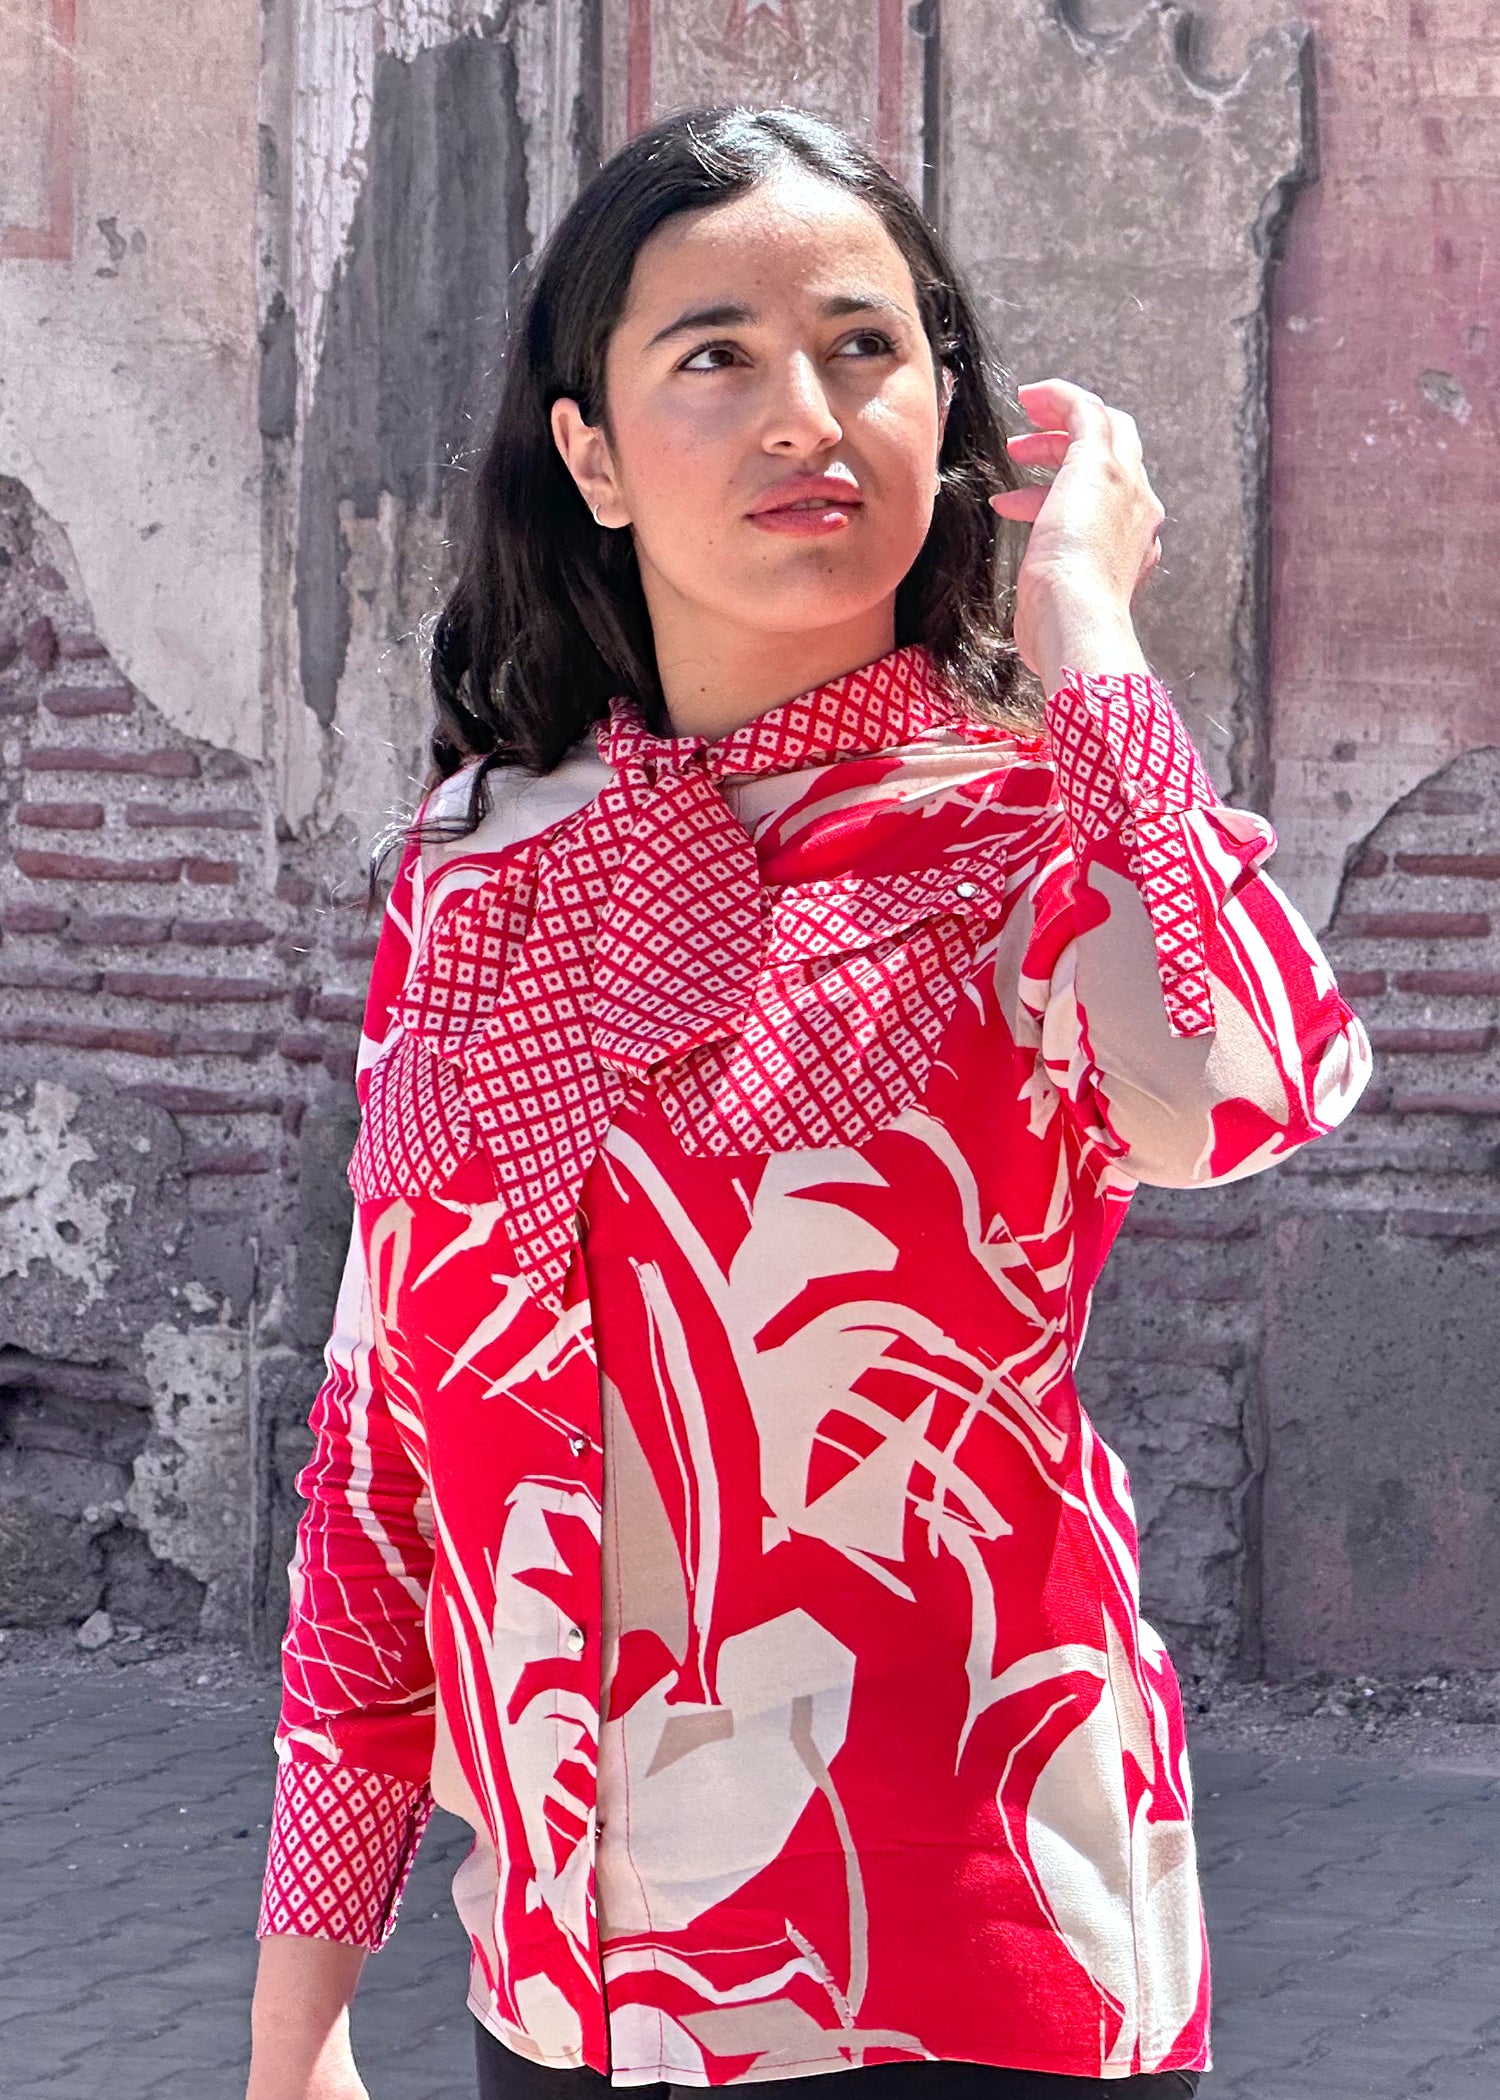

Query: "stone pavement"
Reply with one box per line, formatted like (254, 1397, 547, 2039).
(2, 1637, 1499, 2100)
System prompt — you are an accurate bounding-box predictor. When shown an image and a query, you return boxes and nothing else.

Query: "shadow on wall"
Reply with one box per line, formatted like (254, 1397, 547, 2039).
(295, 26, 530, 727)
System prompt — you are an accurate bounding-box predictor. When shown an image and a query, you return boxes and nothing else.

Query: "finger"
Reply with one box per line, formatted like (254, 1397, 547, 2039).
(1015, 378, 1112, 448)
(989, 488, 1049, 523)
(1104, 405, 1144, 469)
(1004, 429, 1070, 464)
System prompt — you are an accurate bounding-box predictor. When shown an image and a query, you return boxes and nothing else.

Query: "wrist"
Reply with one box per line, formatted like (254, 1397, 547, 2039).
(1033, 598, 1147, 700)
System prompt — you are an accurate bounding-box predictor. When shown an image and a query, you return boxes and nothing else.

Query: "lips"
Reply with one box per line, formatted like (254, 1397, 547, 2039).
(746, 473, 863, 518)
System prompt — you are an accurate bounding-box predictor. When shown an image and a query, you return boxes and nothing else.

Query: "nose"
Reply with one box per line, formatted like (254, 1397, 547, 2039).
(762, 349, 843, 455)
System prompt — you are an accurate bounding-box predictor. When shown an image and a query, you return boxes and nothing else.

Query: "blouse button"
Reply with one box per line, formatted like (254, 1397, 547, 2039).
(565, 1623, 587, 1655)
(955, 880, 977, 899)
(568, 1433, 590, 1458)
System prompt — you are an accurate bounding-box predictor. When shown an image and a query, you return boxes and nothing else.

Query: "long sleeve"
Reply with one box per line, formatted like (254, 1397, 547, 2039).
(1019, 664, 1373, 1187)
(257, 836, 438, 1951)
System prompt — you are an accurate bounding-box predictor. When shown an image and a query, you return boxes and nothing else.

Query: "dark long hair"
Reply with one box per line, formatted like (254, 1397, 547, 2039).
(397, 103, 1037, 871)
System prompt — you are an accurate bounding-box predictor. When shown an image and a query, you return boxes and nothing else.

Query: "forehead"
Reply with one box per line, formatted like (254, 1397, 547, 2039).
(617, 169, 917, 326)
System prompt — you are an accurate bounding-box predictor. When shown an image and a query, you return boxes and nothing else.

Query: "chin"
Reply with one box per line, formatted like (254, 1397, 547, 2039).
(724, 561, 911, 630)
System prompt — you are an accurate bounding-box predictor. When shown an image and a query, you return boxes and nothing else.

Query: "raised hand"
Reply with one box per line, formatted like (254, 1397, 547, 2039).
(990, 377, 1164, 688)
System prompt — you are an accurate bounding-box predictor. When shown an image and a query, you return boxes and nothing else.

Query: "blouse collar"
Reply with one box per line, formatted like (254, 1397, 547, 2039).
(596, 641, 986, 783)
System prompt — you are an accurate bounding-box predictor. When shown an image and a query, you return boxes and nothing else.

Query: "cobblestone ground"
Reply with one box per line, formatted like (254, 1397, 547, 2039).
(2, 1635, 1499, 2100)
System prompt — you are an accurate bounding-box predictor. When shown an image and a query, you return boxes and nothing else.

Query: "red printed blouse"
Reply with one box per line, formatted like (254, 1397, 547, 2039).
(257, 643, 1370, 2085)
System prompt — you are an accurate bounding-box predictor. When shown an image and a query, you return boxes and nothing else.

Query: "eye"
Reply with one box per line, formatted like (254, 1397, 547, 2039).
(678, 339, 744, 372)
(834, 329, 898, 358)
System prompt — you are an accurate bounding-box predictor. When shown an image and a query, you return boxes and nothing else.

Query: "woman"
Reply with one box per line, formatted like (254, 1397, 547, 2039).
(247, 106, 1369, 2100)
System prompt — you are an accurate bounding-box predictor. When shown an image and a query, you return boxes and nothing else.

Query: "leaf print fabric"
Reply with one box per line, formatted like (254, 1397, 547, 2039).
(257, 644, 1372, 2086)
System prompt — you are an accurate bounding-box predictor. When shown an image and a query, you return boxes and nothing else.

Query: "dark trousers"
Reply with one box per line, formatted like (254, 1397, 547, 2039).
(473, 2022, 1201, 2100)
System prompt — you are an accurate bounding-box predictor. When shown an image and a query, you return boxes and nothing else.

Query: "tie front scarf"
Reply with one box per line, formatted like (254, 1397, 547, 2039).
(350, 645, 1036, 1312)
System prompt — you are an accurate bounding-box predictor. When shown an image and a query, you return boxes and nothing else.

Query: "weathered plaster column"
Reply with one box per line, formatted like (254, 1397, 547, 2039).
(940, 0, 1311, 805)
(244, 0, 598, 1656)
(259, 0, 592, 842)
(1267, 0, 1500, 931)
(939, 2, 1314, 1678)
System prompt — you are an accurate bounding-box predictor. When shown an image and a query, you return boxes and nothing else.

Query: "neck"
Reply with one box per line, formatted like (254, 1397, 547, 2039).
(649, 599, 899, 742)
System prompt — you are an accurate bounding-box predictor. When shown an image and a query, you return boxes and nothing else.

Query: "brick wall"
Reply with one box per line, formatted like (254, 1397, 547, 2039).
(1332, 768, 1499, 1129)
(1260, 750, 1500, 1674)
(0, 477, 376, 1648)
(1081, 747, 1500, 1687)
(1077, 1183, 1264, 1685)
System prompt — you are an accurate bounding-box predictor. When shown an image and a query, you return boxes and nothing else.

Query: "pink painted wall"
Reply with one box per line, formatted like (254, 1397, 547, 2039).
(1268, 0, 1500, 930)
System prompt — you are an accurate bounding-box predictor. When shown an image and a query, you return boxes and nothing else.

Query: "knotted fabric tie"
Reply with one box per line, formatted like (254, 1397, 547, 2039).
(374, 644, 1010, 1313)
(587, 748, 765, 1079)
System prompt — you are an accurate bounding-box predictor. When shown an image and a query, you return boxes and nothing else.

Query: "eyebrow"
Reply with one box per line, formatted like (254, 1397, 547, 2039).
(642, 290, 912, 351)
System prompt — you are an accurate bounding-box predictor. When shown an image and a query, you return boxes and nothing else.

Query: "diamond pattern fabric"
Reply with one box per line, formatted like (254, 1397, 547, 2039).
(349, 1026, 473, 1201)
(1044, 668, 1218, 1036)
(589, 759, 765, 1077)
(257, 1758, 432, 1951)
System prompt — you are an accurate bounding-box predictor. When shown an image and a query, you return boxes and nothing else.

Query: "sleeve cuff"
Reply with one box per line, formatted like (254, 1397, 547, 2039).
(257, 1756, 435, 1952)
(1045, 665, 1220, 1040)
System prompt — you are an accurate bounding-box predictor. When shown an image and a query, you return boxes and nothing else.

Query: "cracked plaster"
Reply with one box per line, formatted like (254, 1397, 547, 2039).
(0, 0, 261, 757)
(128, 1321, 253, 1643)
(0, 1083, 133, 1311)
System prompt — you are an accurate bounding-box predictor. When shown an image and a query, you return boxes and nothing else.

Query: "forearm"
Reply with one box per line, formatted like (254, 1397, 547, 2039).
(248, 1933, 368, 2100)
(1034, 594, 1148, 700)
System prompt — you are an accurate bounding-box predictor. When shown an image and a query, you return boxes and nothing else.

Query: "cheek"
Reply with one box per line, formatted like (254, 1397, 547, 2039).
(611, 399, 739, 536)
(858, 377, 942, 485)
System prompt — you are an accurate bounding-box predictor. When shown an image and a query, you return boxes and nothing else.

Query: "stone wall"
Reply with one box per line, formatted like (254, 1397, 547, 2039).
(1, 0, 1496, 1680)
(0, 475, 377, 1649)
(1248, 0, 1500, 1673)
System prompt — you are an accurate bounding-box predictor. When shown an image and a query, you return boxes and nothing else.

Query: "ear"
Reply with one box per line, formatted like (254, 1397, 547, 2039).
(937, 365, 955, 443)
(549, 397, 631, 528)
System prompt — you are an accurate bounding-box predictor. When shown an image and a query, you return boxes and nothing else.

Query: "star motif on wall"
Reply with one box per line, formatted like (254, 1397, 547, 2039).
(724, 0, 802, 45)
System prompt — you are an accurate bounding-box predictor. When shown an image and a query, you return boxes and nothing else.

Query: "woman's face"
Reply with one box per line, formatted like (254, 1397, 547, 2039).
(551, 168, 949, 652)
